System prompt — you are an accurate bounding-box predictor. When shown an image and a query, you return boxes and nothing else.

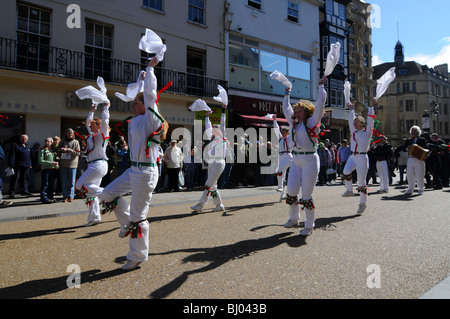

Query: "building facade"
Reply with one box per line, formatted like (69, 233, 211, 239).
(225, 0, 323, 131)
(0, 0, 227, 150)
(373, 42, 450, 146)
(319, 0, 375, 142)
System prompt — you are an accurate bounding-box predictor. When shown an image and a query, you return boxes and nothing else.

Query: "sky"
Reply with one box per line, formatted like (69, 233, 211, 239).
(369, 0, 450, 68)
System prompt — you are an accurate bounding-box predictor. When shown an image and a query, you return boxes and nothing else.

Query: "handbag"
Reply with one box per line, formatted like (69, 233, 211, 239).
(326, 168, 336, 175)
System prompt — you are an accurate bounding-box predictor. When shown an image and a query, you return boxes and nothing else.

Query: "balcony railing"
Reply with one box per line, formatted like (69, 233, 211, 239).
(0, 37, 226, 98)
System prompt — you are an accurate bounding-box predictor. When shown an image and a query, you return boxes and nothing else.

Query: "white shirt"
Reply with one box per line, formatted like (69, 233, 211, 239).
(128, 66, 164, 164)
(283, 84, 326, 153)
(86, 105, 109, 162)
(348, 107, 375, 154)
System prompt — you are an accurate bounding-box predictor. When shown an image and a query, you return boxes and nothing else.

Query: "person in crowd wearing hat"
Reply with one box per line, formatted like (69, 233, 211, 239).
(373, 135, 392, 193)
(98, 56, 169, 271)
(272, 115, 292, 201)
(281, 76, 327, 236)
(401, 125, 428, 195)
(75, 102, 110, 226)
(164, 139, 184, 192)
(191, 104, 228, 213)
(57, 129, 80, 202)
(341, 99, 376, 214)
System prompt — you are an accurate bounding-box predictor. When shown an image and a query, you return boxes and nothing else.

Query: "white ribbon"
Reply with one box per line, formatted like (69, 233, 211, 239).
(212, 85, 228, 106)
(189, 99, 211, 112)
(138, 28, 167, 61)
(75, 76, 109, 105)
(324, 42, 341, 76)
(270, 70, 292, 88)
(375, 67, 396, 100)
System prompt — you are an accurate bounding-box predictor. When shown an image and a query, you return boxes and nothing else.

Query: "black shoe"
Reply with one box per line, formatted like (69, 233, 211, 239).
(21, 192, 32, 196)
(9, 194, 15, 199)
(0, 201, 13, 208)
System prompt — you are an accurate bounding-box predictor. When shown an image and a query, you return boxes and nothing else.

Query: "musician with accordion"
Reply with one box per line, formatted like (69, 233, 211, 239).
(401, 125, 428, 195)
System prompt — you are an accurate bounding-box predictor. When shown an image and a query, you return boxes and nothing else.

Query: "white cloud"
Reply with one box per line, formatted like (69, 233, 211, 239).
(372, 54, 384, 66)
(405, 37, 450, 68)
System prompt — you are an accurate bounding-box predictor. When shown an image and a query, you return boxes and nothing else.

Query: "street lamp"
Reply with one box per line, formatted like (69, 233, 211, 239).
(431, 102, 440, 135)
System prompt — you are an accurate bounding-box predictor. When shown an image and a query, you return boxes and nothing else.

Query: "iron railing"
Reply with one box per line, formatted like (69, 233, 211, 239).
(0, 37, 226, 98)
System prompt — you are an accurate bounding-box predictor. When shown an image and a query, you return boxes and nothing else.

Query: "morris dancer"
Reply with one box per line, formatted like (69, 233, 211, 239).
(341, 99, 375, 214)
(75, 102, 110, 226)
(272, 115, 292, 202)
(98, 56, 168, 271)
(191, 101, 227, 213)
(402, 125, 427, 195)
(282, 76, 327, 236)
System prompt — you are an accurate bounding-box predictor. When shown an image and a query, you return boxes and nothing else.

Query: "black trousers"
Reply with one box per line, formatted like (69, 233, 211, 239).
(9, 166, 30, 194)
(167, 167, 180, 191)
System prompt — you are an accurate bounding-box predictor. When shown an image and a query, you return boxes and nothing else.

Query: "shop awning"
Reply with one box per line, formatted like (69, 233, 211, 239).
(237, 113, 289, 128)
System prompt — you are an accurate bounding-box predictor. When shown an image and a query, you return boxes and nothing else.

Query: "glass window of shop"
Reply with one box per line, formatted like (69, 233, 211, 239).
(229, 42, 311, 99)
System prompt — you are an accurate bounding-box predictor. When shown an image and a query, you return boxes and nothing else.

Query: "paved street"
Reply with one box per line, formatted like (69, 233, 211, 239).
(0, 179, 449, 302)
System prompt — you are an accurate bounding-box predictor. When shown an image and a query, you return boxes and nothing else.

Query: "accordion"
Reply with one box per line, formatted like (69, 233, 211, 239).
(408, 144, 429, 161)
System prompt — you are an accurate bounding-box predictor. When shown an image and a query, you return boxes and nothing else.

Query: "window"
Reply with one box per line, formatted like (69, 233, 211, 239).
(405, 100, 413, 112)
(412, 82, 416, 92)
(287, 2, 299, 23)
(402, 82, 410, 93)
(16, 3, 51, 72)
(143, 0, 163, 11)
(85, 20, 113, 81)
(188, 0, 205, 25)
(187, 47, 206, 95)
(229, 40, 311, 98)
(248, 0, 261, 10)
(325, 0, 346, 28)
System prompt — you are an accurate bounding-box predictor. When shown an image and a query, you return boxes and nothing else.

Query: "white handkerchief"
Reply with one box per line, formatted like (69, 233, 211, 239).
(139, 28, 167, 61)
(115, 71, 145, 102)
(5, 167, 14, 177)
(344, 81, 352, 105)
(189, 99, 211, 112)
(265, 113, 275, 120)
(270, 70, 292, 88)
(213, 85, 228, 106)
(375, 67, 396, 100)
(76, 76, 109, 105)
(324, 42, 341, 76)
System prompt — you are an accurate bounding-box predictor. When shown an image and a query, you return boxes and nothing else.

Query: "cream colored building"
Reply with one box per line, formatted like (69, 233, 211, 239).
(0, 0, 226, 149)
(373, 41, 450, 146)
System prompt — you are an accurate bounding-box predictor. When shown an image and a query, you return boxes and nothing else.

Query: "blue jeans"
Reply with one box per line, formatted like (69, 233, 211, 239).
(40, 169, 56, 202)
(60, 167, 76, 199)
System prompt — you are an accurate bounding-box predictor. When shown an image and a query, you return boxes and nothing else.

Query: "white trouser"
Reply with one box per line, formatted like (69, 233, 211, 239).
(98, 165, 158, 263)
(376, 160, 389, 191)
(343, 154, 368, 204)
(199, 160, 225, 207)
(406, 157, 425, 192)
(286, 153, 319, 229)
(76, 160, 108, 223)
(276, 153, 292, 193)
